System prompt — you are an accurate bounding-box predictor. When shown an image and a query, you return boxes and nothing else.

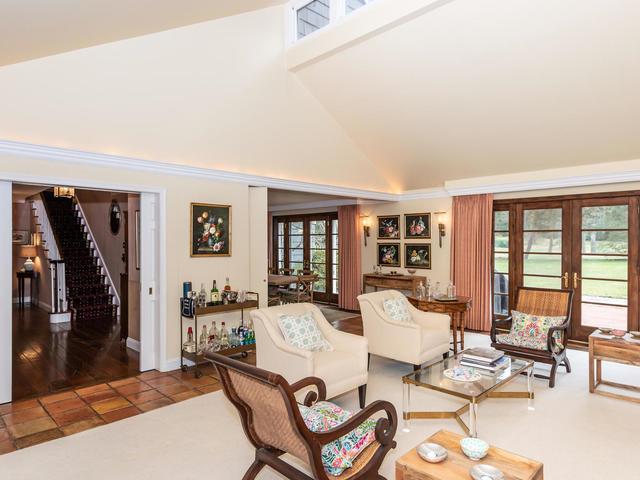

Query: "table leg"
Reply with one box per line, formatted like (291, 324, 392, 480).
(596, 359, 602, 384)
(402, 381, 411, 432)
(460, 313, 465, 350)
(18, 277, 24, 309)
(527, 365, 535, 411)
(588, 339, 595, 393)
(468, 399, 478, 438)
(452, 314, 459, 355)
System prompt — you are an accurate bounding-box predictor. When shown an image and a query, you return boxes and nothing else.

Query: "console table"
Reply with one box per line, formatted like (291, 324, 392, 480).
(589, 330, 640, 404)
(362, 273, 426, 296)
(16, 270, 38, 309)
(407, 295, 472, 355)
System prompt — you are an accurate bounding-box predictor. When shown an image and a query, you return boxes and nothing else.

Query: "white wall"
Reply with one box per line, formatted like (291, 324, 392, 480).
(0, 6, 390, 193)
(360, 197, 453, 291)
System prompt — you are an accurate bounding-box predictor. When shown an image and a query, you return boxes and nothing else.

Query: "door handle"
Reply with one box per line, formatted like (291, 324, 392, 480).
(562, 272, 569, 289)
(573, 272, 580, 289)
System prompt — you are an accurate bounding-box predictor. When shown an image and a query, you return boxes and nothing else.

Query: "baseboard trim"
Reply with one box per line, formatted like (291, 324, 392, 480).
(161, 357, 194, 372)
(126, 337, 141, 352)
(49, 312, 71, 324)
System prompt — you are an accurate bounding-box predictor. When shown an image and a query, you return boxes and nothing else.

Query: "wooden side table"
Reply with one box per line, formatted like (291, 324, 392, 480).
(396, 430, 543, 480)
(589, 331, 640, 403)
(362, 273, 426, 296)
(16, 270, 38, 309)
(407, 296, 472, 354)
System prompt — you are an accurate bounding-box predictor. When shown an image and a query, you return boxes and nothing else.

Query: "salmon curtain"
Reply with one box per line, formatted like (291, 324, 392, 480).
(338, 205, 362, 311)
(451, 194, 493, 331)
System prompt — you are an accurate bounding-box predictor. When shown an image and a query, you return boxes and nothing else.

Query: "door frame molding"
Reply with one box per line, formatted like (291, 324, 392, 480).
(0, 171, 166, 403)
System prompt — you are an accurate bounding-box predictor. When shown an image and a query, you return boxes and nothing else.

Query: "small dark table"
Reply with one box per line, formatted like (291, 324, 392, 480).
(17, 270, 38, 309)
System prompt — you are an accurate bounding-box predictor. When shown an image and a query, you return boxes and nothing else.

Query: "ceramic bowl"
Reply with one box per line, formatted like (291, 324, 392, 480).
(599, 327, 613, 334)
(416, 442, 447, 463)
(407, 269, 417, 275)
(469, 464, 505, 480)
(460, 437, 489, 461)
(612, 329, 627, 338)
(629, 331, 640, 339)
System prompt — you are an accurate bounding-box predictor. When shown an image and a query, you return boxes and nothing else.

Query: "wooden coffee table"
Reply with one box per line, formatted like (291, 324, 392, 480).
(396, 430, 544, 480)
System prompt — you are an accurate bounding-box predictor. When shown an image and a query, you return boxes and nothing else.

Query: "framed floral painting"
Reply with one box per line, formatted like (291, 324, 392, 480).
(190, 203, 231, 257)
(404, 213, 431, 239)
(377, 215, 400, 239)
(404, 243, 431, 269)
(377, 243, 400, 267)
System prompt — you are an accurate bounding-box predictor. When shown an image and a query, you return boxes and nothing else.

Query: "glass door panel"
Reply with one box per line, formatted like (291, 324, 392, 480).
(492, 210, 509, 316)
(574, 203, 630, 337)
(522, 207, 564, 290)
(288, 221, 305, 273)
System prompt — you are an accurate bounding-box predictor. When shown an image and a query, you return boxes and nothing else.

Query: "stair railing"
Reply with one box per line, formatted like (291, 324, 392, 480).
(33, 196, 69, 314)
(74, 198, 121, 317)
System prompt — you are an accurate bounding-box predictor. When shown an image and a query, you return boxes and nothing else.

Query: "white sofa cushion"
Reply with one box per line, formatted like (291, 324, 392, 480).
(277, 312, 333, 352)
(383, 297, 411, 322)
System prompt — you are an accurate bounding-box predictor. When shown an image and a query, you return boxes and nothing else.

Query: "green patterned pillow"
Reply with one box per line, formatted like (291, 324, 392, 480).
(299, 401, 377, 476)
(383, 297, 411, 322)
(277, 312, 333, 352)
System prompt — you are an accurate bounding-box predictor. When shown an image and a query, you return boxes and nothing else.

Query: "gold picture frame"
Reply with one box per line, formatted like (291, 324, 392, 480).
(190, 203, 232, 257)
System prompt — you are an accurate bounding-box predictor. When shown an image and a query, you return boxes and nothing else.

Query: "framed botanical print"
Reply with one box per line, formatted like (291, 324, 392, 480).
(377, 215, 400, 239)
(190, 203, 231, 257)
(377, 243, 400, 267)
(404, 213, 431, 239)
(404, 243, 431, 269)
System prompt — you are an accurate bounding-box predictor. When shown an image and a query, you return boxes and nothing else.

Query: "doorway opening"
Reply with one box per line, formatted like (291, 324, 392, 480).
(10, 184, 142, 401)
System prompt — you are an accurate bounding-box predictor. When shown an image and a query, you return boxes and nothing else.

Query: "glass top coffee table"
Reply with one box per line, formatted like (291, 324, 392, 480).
(402, 354, 534, 438)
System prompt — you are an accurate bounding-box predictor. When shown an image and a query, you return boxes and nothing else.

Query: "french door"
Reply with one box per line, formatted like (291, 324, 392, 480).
(493, 194, 639, 342)
(273, 213, 339, 304)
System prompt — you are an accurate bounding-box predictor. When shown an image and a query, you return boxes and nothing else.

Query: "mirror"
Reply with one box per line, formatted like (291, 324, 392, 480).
(109, 200, 121, 235)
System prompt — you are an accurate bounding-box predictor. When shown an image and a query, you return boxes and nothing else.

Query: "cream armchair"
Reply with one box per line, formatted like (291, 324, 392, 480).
(250, 303, 369, 407)
(358, 290, 450, 369)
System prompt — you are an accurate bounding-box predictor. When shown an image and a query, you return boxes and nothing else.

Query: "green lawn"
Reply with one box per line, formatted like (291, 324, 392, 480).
(494, 256, 627, 300)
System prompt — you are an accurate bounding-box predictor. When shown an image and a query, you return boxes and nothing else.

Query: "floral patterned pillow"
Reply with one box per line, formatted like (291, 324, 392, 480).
(383, 297, 412, 322)
(298, 401, 377, 476)
(277, 312, 333, 352)
(509, 310, 566, 350)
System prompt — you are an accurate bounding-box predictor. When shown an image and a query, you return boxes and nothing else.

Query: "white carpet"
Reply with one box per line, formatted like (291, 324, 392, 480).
(1, 333, 639, 480)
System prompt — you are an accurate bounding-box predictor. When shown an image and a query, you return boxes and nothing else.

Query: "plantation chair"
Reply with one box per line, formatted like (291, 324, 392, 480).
(490, 286, 574, 388)
(206, 352, 397, 480)
(281, 274, 317, 304)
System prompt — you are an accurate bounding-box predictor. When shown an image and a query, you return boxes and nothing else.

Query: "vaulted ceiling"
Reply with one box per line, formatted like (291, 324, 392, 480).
(0, 0, 286, 66)
(295, 0, 640, 190)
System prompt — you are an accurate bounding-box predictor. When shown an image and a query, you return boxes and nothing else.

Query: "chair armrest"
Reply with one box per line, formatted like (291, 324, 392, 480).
(547, 318, 571, 350)
(490, 317, 512, 343)
(290, 377, 327, 406)
(312, 400, 397, 447)
(323, 328, 368, 352)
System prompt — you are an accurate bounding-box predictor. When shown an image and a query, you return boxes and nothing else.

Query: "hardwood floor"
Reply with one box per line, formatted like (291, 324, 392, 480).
(0, 314, 364, 456)
(12, 305, 139, 401)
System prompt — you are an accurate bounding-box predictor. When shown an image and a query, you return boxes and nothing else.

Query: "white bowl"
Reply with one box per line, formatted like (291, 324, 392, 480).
(416, 442, 447, 463)
(460, 437, 489, 461)
(470, 464, 504, 480)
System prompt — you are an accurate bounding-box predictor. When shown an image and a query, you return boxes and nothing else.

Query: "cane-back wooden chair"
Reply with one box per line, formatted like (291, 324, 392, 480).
(490, 287, 574, 388)
(206, 352, 397, 480)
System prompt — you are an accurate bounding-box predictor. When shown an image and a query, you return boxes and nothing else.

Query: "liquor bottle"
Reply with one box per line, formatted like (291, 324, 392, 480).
(198, 325, 208, 354)
(211, 280, 220, 305)
(208, 321, 217, 342)
(224, 277, 231, 291)
(183, 327, 195, 353)
(198, 283, 207, 308)
(417, 281, 426, 300)
(220, 321, 229, 349)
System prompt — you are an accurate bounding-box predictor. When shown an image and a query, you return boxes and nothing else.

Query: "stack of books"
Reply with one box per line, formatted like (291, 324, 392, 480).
(460, 347, 508, 373)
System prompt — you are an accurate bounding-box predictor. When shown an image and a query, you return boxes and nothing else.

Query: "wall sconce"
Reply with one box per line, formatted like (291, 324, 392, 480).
(54, 186, 75, 198)
(361, 216, 372, 246)
(435, 211, 447, 248)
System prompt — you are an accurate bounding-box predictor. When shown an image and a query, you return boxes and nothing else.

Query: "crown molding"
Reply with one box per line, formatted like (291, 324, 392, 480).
(399, 187, 450, 200)
(0, 139, 397, 202)
(268, 197, 388, 213)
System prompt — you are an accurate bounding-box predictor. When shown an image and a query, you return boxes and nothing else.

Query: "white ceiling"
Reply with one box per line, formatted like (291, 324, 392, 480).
(296, 0, 640, 190)
(0, 0, 285, 66)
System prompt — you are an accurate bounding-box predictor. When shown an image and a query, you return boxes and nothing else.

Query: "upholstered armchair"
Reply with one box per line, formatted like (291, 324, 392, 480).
(250, 303, 369, 407)
(206, 352, 397, 480)
(357, 290, 450, 370)
(491, 286, 574, 388)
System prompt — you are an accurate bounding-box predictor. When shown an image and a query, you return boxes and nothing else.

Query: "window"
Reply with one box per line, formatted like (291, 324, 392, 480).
(290, 0, 375, 42)
(493, 210, 509, 316)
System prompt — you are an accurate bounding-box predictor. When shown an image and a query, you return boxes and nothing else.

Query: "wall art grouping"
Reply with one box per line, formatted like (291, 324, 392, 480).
(190, 203, 231, 257)
(376, 212, 432, 269)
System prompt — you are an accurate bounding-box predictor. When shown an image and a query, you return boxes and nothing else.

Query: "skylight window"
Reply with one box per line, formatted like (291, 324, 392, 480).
(289, 0, 375, 43)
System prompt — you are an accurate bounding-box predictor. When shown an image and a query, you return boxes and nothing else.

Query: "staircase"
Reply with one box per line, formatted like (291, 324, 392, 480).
(41, 191, 117, 326)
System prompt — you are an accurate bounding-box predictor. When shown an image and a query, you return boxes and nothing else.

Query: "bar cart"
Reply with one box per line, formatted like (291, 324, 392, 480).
(179, 292, 259, 378)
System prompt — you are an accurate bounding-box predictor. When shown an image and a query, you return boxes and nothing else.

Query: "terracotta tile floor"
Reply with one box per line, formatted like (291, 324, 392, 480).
(0, 364, 224, 455)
